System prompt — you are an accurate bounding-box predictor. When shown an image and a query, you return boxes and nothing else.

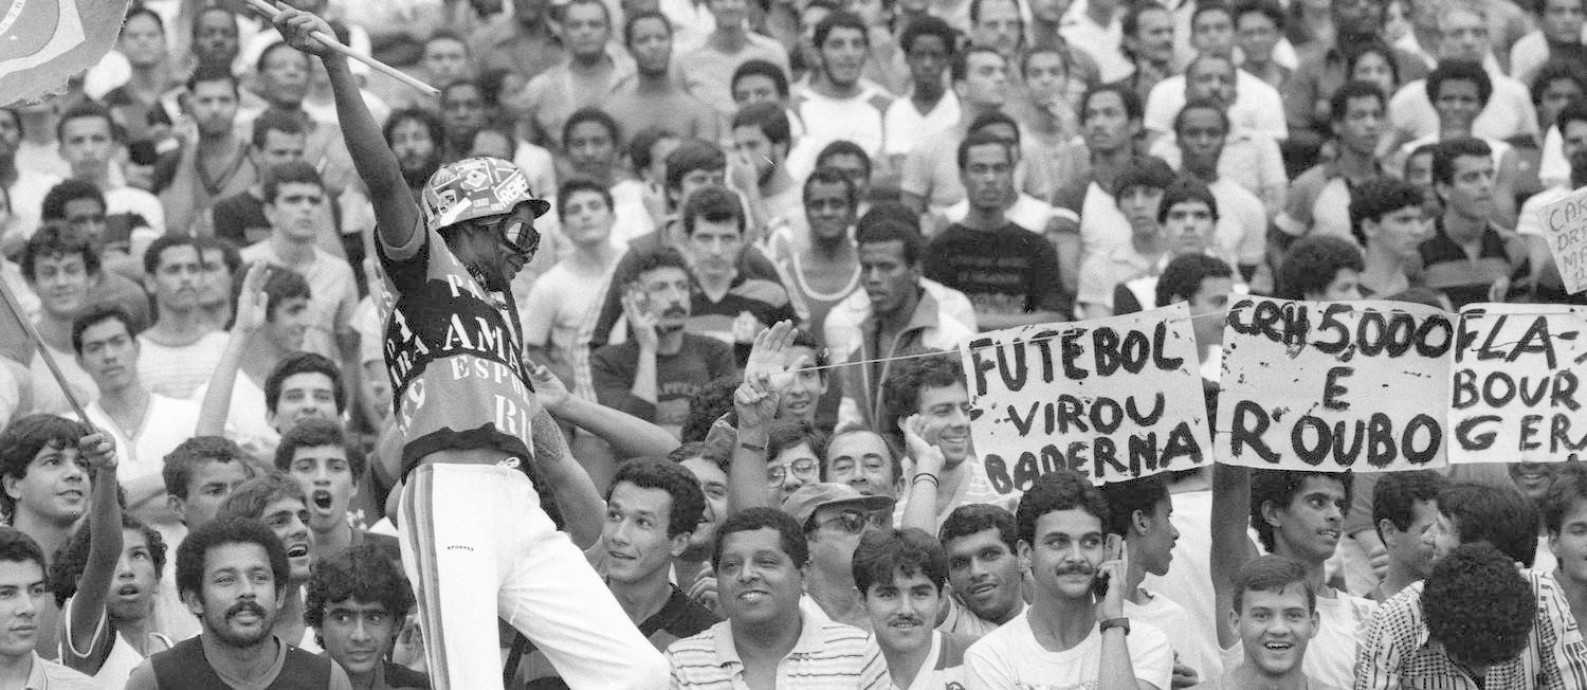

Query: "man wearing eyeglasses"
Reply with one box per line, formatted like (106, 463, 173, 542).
(781, 483, 894, 632)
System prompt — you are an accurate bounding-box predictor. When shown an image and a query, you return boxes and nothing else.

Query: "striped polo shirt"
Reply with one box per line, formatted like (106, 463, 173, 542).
(1417, 218, 1528, 309)
(665, 613, 889, 689)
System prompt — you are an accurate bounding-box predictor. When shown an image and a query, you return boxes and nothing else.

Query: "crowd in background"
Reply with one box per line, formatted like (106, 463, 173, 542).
(0, 0, 1584, 686)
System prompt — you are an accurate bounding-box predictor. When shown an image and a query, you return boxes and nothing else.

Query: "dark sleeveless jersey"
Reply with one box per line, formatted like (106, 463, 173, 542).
(151, 636, 335, 689)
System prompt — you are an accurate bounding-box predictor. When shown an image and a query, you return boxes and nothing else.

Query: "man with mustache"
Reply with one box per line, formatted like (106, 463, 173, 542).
(964, 469, 1174, 688)
(125, 518, 352, 688)
(591, 247, 736, 439)
(136, 235, 229, 400)
(213, 475, 321, 653)
(854, 528, 974, 688)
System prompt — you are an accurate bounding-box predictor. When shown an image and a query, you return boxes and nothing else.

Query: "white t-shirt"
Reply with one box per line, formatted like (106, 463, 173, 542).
(520, 260, 614, 377)
(81, 393, 199, 485)
(787, 86, 891, 180)
(136, 331, 229, 400)
(964, 610, 1174, 690)
(1389, 73, 1539, 142)
(1208, 178, 1269, 267)
(1141, 490, 1219, 665)
(883, 91, 962, 157)
(1126, 589, 1222, 690)
(1143, 72, 1288, 142)
(1303, 592, 1377, 689)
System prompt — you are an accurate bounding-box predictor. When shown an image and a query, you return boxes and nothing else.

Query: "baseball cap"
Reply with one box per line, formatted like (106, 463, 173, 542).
(780, 483, 894, 530)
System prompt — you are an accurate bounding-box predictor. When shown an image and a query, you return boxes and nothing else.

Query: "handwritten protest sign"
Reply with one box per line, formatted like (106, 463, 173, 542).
(962, 304, 1210, 490)
(1536, 189, 1587, 295)
(1217, 298, 1454, 472)
(1449, 304, 1587, 464)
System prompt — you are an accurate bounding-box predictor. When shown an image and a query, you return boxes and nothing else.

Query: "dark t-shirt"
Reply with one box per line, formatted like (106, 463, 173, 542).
(589, 333, 736, 432)
(923, 221, 1071, 320)
(641, 585, 720, 650)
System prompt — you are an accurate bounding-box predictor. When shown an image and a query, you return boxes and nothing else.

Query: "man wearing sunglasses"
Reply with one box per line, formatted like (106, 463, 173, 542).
(782, 483, 894, 632)
(275, 9, 667, 690)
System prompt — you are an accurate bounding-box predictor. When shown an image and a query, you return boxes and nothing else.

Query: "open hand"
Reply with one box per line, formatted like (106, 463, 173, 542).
(621, 285, 660, 352)
(903, 414, 947, 476)
(233, 262, 271, 334)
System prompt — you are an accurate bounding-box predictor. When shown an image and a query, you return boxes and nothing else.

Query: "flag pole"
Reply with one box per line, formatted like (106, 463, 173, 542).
(0, 278, 91, 424)
(242, 0, 440, 97)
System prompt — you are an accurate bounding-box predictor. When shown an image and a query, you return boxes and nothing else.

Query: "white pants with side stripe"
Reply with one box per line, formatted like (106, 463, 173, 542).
(399, 462, 667, 690)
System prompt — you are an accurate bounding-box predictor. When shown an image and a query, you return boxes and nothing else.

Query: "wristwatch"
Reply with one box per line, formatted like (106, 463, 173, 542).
(1098, 617, 1130, 635)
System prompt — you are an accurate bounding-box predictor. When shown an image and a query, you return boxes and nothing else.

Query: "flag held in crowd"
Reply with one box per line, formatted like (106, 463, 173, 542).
(962, 303, 1210, 491)
(0, 0, 132, 107)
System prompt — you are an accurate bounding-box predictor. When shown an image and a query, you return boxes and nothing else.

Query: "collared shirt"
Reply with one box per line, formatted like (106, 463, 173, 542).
(665, 614, 889, 689)
(1354, 570, 1587, 689)
(1417, 218, 1528, 309)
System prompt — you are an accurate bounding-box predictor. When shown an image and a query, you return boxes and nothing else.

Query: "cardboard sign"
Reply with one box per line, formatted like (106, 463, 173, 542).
(1449, 304, 1587, 463)
(962, 304, 1210, 490)
(1217, 298, 1454, 472)
(1536, 189, 1587, 295)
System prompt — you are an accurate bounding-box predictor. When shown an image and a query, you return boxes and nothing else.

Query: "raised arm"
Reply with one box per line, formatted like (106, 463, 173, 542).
(898, 415, 947, 533)
(528, 364, 679, 459)
(1210, 464, 1257, 650)
(272, 9, 419, 250)
(60, 432, 122, 672)
(726, 322, 797, 516)
(196, 263, 270, 438)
